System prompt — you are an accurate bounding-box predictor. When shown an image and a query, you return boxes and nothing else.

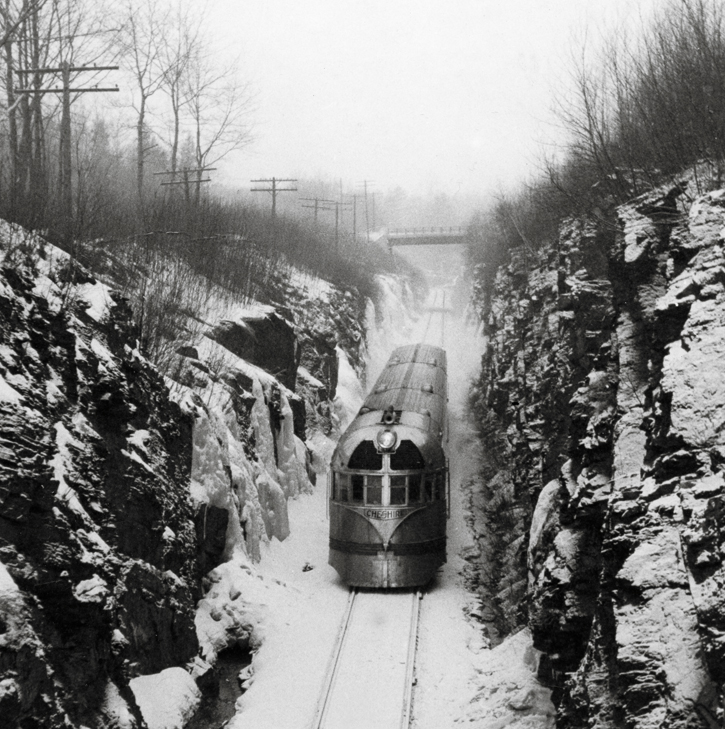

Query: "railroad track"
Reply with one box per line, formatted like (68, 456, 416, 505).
(422, 288, 448, 348)
(312, 589, 423, 729)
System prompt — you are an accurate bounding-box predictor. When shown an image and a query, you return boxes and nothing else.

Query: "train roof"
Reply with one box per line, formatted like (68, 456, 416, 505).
(362, 343, 447, 428)
(332, 344, 448, 471)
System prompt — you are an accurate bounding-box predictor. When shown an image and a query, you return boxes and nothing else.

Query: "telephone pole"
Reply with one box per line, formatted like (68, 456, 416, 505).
(342, 193, 358, 243)
(300, 197, 335, 223)
(251, 177, 298, 219)
(155, 167, 216, 205)
(300, 198, 350, 251)
(359, 180, 374, 243)
(15, 63, 119, 246)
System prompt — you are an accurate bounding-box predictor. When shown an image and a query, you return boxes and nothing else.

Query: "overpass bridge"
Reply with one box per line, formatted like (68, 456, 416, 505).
(385, 226, 467, 246)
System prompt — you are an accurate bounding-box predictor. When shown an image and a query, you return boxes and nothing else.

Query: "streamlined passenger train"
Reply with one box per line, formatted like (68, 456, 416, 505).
(328, 343, 448, 588)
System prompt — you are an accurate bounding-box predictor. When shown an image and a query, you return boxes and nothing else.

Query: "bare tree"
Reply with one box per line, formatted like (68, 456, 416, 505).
(117, 0, 169, 222)
(158, 3, 202, 175)
(184, 46, 254, 205)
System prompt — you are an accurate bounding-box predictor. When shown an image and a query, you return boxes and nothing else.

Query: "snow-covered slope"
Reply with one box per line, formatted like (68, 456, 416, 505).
(0, 223, 370, 728)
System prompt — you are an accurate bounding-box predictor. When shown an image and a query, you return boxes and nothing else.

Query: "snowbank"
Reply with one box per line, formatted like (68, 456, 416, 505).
(129, 668, 201, 729)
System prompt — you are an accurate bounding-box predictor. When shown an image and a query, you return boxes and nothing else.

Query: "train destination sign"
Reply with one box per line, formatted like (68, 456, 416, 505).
(364, 508, 408, 520)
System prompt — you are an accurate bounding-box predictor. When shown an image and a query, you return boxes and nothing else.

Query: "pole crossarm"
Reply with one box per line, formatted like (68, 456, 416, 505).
(251, 177, 298, 218)
(18, 61, 119, 246)
(154, 168, 217, 175)
(14, 87, 119, 94)
(160, 179, 211, 186)
(15, 65, 120, 74)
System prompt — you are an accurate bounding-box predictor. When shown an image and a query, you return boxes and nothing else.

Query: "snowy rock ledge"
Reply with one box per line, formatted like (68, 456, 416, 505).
(471, 181, 725, 726)
(0, 223, 371, 728)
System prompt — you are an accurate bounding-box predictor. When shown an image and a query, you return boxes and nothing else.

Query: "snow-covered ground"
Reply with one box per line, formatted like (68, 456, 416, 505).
(190, 263, 555, 729)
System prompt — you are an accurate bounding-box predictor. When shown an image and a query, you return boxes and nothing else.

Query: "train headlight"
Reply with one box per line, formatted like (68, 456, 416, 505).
(376, 429, 397, 451)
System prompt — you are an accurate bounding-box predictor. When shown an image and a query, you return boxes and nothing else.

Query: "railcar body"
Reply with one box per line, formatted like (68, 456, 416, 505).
(329, 343, 448, 588)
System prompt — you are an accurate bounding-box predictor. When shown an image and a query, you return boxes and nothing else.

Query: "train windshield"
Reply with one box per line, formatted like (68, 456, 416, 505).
(390, 475, 406, 505)
(366, 475, 383, 504)
(348, 441, 383, 470)
(390, 440, 425, 470)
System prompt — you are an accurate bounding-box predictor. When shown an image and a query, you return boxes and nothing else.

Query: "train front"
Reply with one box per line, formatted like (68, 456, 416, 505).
(328, 344, 448, 589)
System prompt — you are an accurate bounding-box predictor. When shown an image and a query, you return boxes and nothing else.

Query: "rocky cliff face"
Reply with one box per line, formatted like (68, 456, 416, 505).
(472, 183, 725, 726)
(0, 227, 369, 728)
(0, 243, 199, 727)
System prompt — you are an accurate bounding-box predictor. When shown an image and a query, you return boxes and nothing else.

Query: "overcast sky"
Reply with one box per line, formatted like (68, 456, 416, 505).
(208, 0, 654, 198)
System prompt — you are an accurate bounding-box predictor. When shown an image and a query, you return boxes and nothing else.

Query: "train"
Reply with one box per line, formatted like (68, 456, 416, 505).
(328, 343, 448, 588)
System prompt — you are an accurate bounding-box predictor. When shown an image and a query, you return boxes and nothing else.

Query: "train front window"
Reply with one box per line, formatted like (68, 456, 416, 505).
(348, 441, 383, 470)
(408, 474, 422, 503)
(351, 475, 364, 502)
(390, 475, 406, 505)
(366, 475, 383, 505)
(390, 440, 425, 470)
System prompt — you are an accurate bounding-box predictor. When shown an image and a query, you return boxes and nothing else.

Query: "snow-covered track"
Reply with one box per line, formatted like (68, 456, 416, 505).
(312, 589, 423, 729)
(422, 288, 448, 348)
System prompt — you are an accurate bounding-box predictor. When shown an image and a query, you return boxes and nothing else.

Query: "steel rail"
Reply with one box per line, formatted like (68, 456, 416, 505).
(312, 589, 423, 729)
(422, 289, 441, 343)
(400, 590, 423, 729)
(311, 588, 358, 729)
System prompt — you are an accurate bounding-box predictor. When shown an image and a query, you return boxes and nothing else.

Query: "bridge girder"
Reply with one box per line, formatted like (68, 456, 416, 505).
(386, 226, 466, 247)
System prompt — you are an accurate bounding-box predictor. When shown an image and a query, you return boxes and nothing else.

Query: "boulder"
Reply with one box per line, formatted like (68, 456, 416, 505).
(208, 310, 297, 390)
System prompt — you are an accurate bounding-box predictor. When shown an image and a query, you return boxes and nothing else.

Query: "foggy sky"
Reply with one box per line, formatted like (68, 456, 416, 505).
(209, 0, 654, 197)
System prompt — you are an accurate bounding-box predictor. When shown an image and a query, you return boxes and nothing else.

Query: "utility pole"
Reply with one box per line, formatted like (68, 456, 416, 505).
(300, 197, 335, 223)
(155, 167, 216, 205)
(15, 63, 119, 246)
(342, 193, 358, 243)
(251, 177, 298, 219)
(352, 194, 357, 242)
(359, 180, 374, 243)
(301, 198, 350, 251)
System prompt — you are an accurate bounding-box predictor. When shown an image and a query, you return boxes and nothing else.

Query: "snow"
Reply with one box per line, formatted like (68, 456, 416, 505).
(191, 266, 554, 728)
(73, 574, 109, 603)
(77, 281, 112, 323)
(0, 561, 19, 595)
(298, 365, 324, 389)
(319, 591, 416, 728)
(122, 448, 157, 475)
(458, 629, 556, 727)
(127, 429, 151, 451)
(0, 372, 23, 404)
(332, 346, 364, 431)
(101, 681, 135, 729)
(129, 668, 201, 729)
(51, 422, 93, 523)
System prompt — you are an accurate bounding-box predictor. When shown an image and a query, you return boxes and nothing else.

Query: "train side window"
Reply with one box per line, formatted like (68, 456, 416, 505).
(366, 475, 383, 505)
(408, 474, 422, 503)
(348, 441, 383, 470)
(335, 473, 348, 502)
(390, 440, 425, 470)
(390, 475, 406, 505)
(351, 475, 364, 503)
(425, 474, 434, 501)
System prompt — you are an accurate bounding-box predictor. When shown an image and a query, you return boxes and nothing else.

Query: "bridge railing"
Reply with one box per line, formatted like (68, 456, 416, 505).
(387, 226, 466, 238)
